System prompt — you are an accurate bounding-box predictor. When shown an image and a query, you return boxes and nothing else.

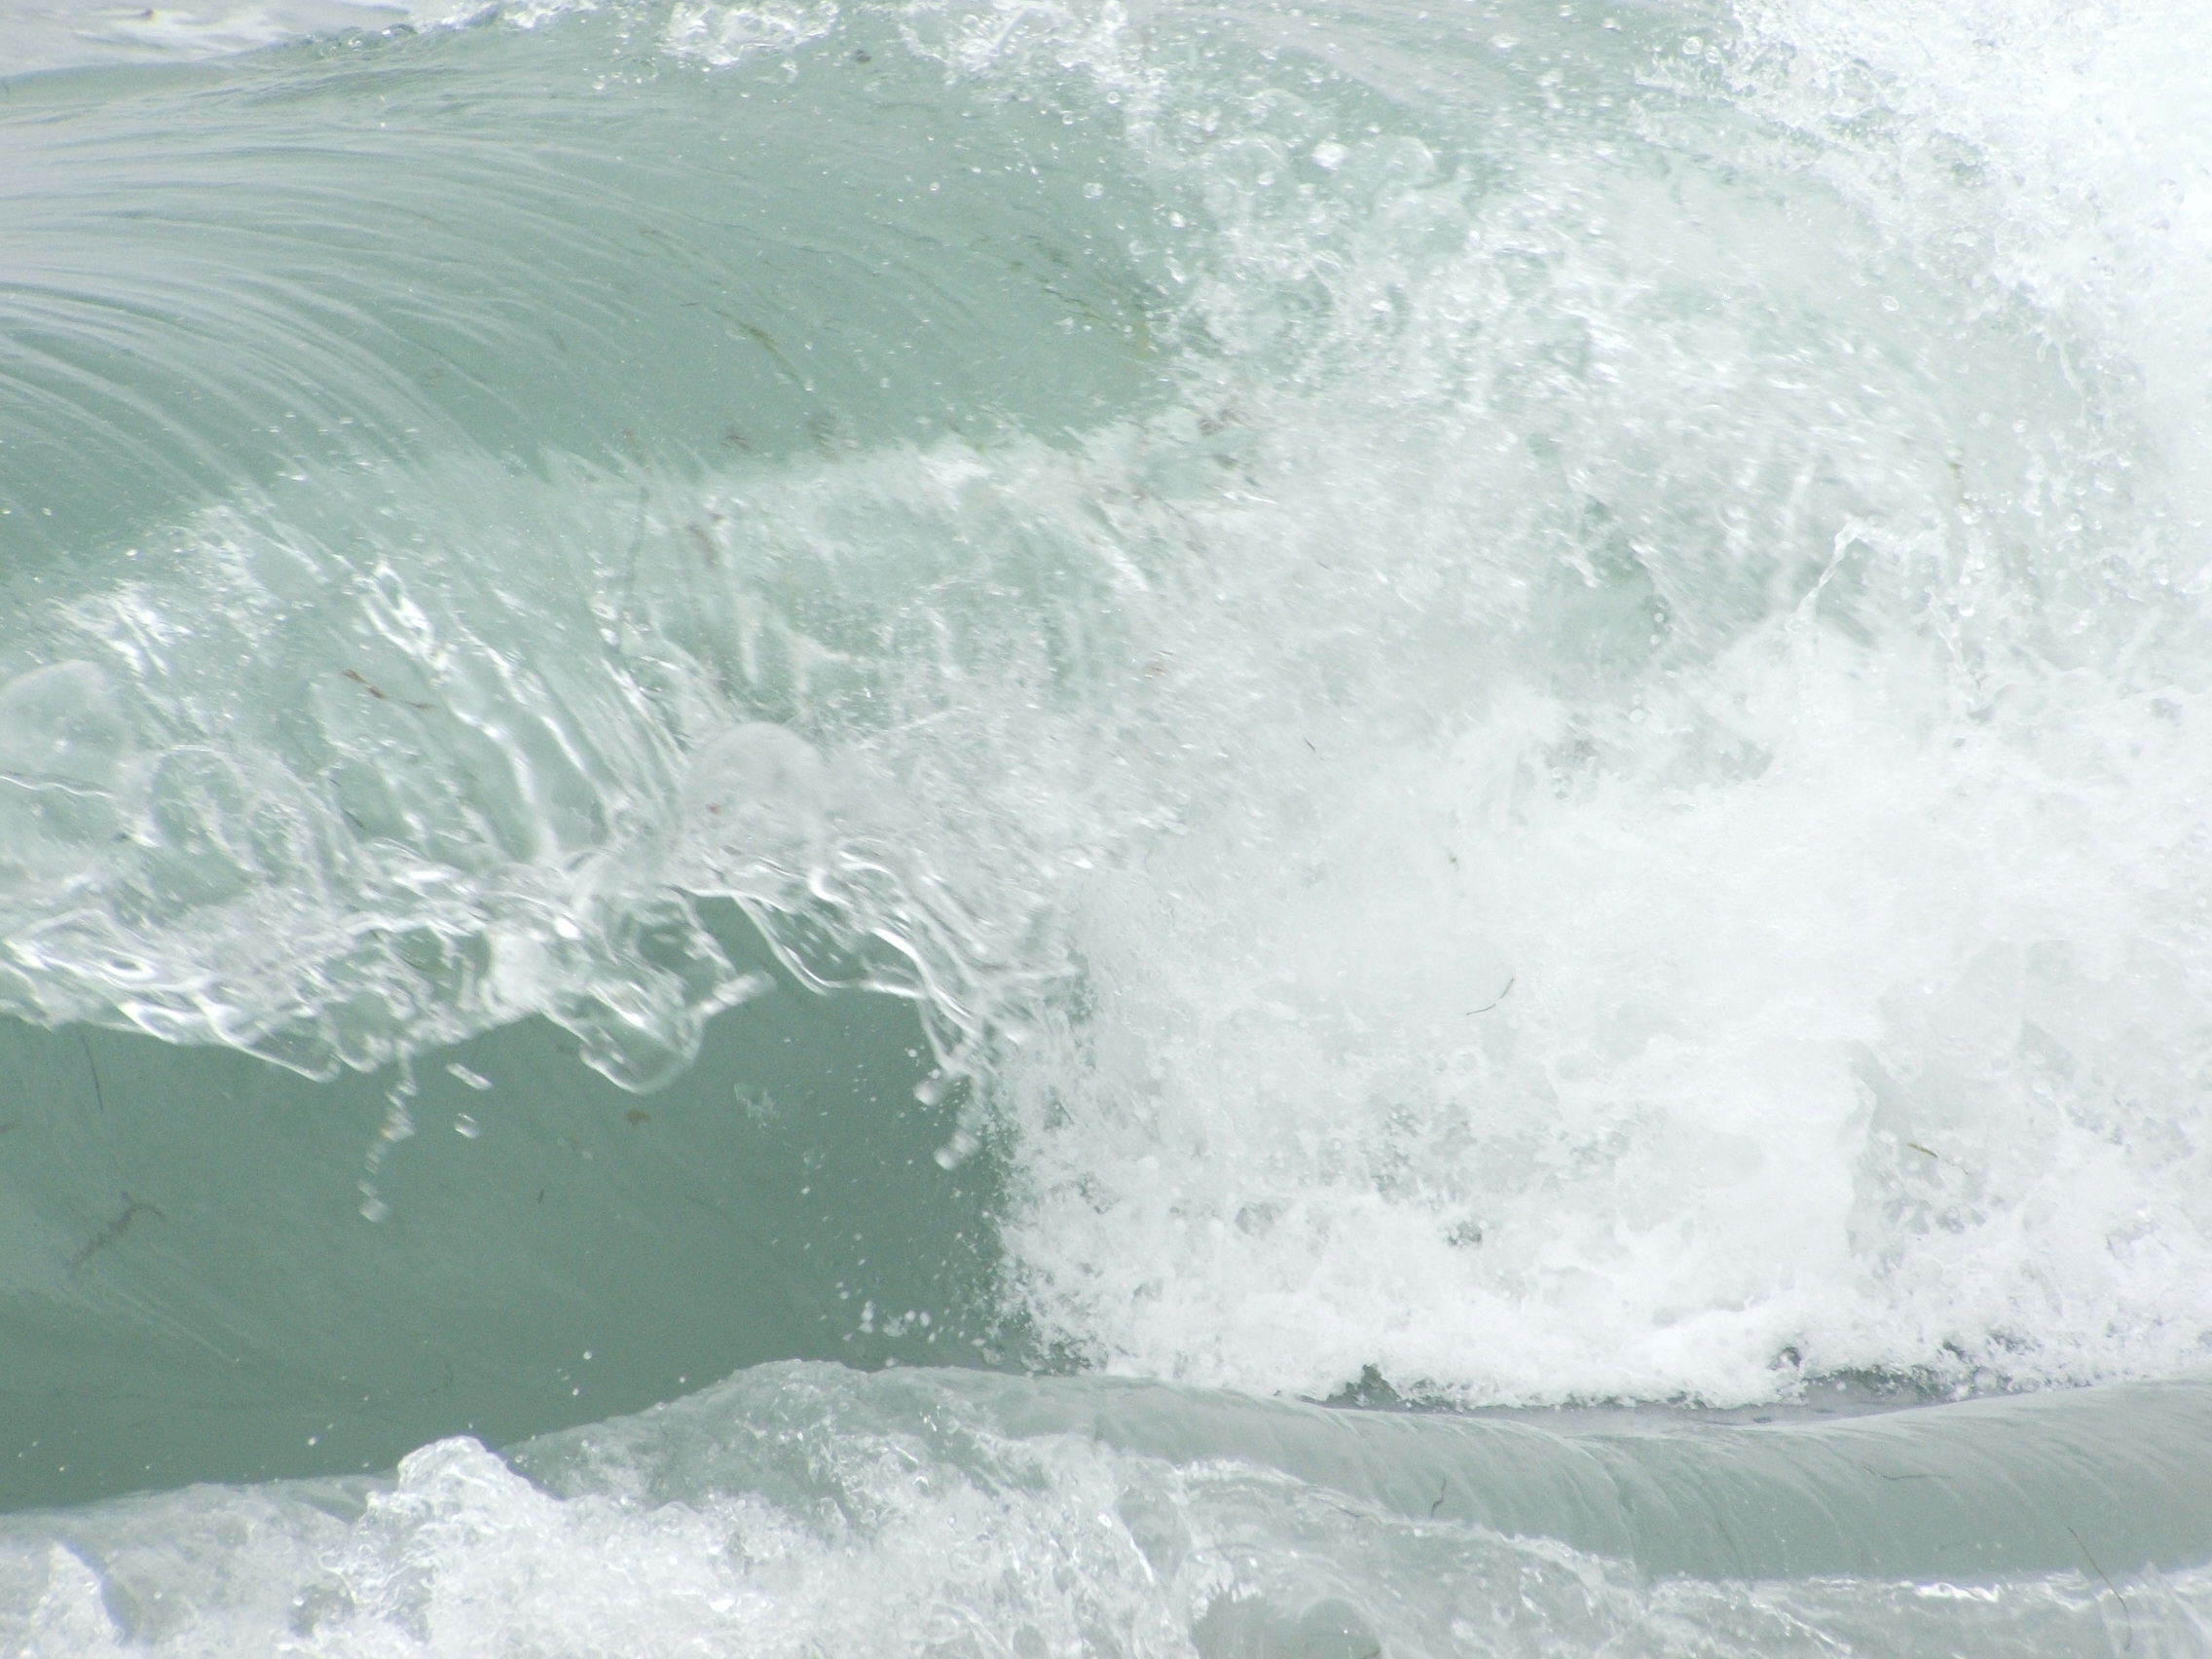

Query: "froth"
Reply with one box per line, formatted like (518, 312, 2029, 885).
(0, 0, 595, 73)
(963, 0, 2212, 1402)
(6, 1366, 2205, 1656)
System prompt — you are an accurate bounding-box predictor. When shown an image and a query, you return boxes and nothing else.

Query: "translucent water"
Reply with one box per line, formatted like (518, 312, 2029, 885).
(4, 0, 2211, 1648)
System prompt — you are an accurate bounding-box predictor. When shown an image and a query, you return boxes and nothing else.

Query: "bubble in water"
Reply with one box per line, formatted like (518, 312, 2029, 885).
(0, 662, 130, 789)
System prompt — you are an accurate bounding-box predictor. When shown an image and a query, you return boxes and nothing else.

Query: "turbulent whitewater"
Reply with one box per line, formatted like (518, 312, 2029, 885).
(2, 0, 2210, 1650)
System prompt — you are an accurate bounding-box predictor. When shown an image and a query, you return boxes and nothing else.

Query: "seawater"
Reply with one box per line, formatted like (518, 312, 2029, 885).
(2, 0, 2210, 1650)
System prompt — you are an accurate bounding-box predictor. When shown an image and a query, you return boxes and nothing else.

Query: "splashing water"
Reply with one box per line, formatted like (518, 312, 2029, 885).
(5, 0, 2212, 1648)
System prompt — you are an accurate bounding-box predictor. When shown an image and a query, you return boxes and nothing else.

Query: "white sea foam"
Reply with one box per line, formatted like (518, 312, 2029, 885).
(967, 0, 2212, 1402)
(2, 1366, 2203, 1657)
(0, 0, 588, 73)
(662, 0, 837, 66)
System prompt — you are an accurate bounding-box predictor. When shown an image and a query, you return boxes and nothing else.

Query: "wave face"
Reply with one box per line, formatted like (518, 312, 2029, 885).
(5, 0, 2212, 1646)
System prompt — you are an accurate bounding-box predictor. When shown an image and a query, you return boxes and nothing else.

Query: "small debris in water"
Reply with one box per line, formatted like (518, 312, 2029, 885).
(68, 1193, 162, 1268)
(1463, 977, 1515, 1015)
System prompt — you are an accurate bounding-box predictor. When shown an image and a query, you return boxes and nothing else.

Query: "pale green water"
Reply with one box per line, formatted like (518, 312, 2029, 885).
(0, 917, 1011, 1509)
(4, 0, 2212, 1649)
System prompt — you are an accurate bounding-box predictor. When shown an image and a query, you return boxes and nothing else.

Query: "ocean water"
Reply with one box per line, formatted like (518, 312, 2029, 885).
(3, 0, 2211, 1649)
